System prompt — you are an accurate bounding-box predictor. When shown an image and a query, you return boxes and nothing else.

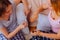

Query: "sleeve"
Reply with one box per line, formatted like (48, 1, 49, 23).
(9, 0, 17, 5)
(27, 0, 32, 9)
(9, 0, 14, 4)
(0, 23, 4, 28)
(9, 0, 16, 7)
(0, 23, 4, 34)
(0, 22, 9, 40)
(16, 3, 27, 25)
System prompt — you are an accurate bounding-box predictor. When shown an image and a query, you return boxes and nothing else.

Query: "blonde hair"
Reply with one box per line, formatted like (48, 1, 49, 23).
(51, 0, 60, 15)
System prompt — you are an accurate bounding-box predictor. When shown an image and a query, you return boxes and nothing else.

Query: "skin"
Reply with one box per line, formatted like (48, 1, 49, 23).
(22, 0, 30, 16)
(28, 0, 51, 23)
(29, 4, 49, 23)
(0, 0, 28, 39)
(31, 30, 60, 39)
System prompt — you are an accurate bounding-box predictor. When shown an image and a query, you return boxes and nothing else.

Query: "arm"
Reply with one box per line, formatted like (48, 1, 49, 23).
(31, 30, 60, 39)
(22, 0, 30, 16)
(39, 31, 60, 39)
(13, 0, 21, 5)
(0, 22, 27, 39)
(29, 6, 47, 23)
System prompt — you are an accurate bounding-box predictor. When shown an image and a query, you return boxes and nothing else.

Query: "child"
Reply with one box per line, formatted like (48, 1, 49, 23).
(16, 0, 30, 36)
(31, 0, 60, 40)
(16, 3, 30, 40)
(27, 0, 51, 32)
(0, 0, 28, 40)
(28, 0, 52, 40)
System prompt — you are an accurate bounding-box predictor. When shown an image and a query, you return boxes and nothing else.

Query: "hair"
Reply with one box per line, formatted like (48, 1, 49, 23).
(0, 0, 11, 17)
(51, 0, 60, 14)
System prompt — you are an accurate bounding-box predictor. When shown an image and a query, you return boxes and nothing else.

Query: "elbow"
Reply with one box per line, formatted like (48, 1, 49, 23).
(4, 35, 10, 39)
(7, 35, 13, 39)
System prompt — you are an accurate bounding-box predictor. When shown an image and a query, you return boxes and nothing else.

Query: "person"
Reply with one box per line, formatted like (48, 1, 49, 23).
(31, 0, 60, 40)
(27, 0, 51, 40)
(16, 1, 30, 40)
(9, 0, 30, 16)
(0, 0, 28, 40)
(27, 0, 51, 32)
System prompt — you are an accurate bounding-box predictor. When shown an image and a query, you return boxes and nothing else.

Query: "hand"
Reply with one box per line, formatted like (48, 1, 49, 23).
(18, 21, 28, 30)
(22, 21, 28, 27)
(31, 30, 40, 36)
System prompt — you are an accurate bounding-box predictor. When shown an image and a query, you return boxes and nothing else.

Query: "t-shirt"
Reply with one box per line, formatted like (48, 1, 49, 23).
(37, 14, 51, 32)
(16, 3, 29, 34)
(9, 0, 29, 34)
(48, 10, 60, 33)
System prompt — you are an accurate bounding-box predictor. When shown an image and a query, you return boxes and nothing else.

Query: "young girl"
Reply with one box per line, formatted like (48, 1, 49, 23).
(27, 0, 51, 32)
(31, 0, 60, 40)
(0, 0, 28, 40)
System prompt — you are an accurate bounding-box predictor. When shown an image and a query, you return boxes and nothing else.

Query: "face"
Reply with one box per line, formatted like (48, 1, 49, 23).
(2, 5, 12, 19)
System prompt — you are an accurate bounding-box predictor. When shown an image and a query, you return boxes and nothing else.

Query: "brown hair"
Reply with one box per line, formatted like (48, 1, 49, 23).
(0, 0, 11, 17)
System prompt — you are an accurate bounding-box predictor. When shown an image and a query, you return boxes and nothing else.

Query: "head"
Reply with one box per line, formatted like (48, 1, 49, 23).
(0, 0, 12, 19)
(51, 0, 60, 14)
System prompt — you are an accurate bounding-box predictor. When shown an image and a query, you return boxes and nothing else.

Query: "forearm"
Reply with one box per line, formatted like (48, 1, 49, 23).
(22, 0, 29, 11)
(39, 32, 60, 39)
(30, 7, 43, 22)
(13, 0, 21, 5)
(7, 25, 24, 39)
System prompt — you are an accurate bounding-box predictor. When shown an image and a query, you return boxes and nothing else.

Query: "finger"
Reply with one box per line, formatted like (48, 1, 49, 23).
(31, 32, 36, 35)
(23, 22, 27, 26)
(31, 32, 37, 36)
(30, 32, 34, 36)
(33, 30, 37, 32)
